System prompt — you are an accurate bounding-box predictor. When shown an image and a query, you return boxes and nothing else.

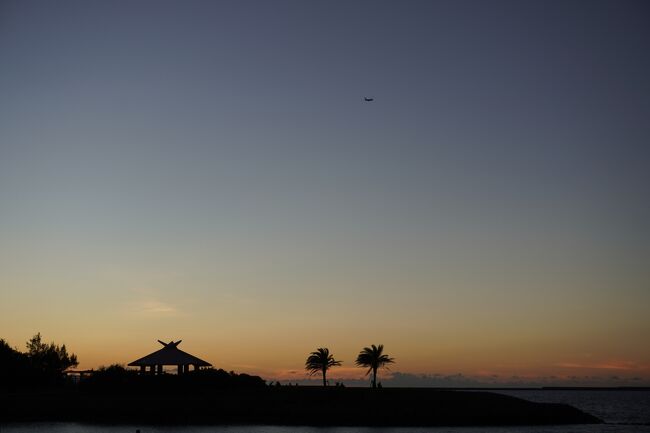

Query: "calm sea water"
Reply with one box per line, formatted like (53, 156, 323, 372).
(493, 389, 650, 426)
(2, 390, 649, 433)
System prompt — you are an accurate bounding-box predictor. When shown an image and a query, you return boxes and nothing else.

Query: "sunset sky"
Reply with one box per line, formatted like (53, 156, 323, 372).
(1, 0, 649, 386)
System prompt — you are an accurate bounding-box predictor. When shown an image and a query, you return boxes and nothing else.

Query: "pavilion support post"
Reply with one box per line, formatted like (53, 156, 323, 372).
(177, 364, 182, 375)
(140, 365, 146, 375)
(157, 364, 163, 375)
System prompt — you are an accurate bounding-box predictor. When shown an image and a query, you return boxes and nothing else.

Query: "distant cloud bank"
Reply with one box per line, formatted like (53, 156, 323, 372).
(270, 371, 650, 388)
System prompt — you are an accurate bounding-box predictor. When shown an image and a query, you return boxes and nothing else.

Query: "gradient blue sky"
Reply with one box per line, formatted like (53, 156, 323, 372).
(1, 0, 649, 385)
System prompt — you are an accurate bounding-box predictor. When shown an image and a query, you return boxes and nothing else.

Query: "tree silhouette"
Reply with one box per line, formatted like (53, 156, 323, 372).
(26, 332, 78, 381)
(0, 333, 79, 388)
(305, 347, 342, 387)
(355, 344, 394, 388)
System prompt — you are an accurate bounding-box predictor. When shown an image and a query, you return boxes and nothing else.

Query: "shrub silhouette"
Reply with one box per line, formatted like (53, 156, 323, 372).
(0, 339, 30, 390)
(81, 366, 266, 394)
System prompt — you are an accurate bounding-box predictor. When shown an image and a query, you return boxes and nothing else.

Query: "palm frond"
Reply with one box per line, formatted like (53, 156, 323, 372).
(355, 344, 395, 373)
(304, 347, 342, 375)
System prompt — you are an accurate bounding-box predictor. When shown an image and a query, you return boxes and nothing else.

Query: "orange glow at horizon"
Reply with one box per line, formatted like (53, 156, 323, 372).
(2, 264, 649, 386)
(2, 326, 648, 385)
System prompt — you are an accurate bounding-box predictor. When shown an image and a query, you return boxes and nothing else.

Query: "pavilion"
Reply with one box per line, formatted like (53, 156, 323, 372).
(128, 340, 212, 375)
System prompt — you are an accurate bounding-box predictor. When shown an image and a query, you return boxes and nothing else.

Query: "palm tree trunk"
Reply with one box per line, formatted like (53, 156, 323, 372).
(322, 369, 327, 387)
(372, 367, 377, 388)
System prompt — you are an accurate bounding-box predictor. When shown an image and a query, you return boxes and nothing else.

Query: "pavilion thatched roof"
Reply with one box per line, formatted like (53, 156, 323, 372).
(128, 340, 212, 367)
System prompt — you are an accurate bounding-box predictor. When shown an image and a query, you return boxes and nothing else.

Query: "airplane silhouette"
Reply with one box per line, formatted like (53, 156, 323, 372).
(364, 97, 374, 102)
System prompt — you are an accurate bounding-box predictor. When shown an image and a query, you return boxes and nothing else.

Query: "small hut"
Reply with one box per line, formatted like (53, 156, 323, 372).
(128, 340, 212, 375)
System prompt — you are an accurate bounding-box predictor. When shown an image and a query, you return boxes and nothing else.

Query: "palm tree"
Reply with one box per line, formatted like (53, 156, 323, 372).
(305, 347, 342, 387)
(355, 344, 394, 388)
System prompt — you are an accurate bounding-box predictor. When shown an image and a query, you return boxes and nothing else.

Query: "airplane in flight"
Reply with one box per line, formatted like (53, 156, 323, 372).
(364, 97, 374, 102)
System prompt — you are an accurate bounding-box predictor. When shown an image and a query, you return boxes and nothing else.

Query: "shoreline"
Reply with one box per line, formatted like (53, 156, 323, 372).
(1, 387, 602, 426)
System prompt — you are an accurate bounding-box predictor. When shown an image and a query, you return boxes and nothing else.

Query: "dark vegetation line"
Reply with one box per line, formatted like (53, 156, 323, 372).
(0, 334, 266, 392)
(1, 334, 399, 391)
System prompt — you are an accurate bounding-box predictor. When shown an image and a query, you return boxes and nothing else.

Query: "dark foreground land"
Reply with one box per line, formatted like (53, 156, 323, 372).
(1, 387, 601, 426)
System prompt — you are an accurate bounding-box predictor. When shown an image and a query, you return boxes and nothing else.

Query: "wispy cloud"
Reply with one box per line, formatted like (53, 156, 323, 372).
(554, 361, 645, 371)
(125, 299, 180, 317)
